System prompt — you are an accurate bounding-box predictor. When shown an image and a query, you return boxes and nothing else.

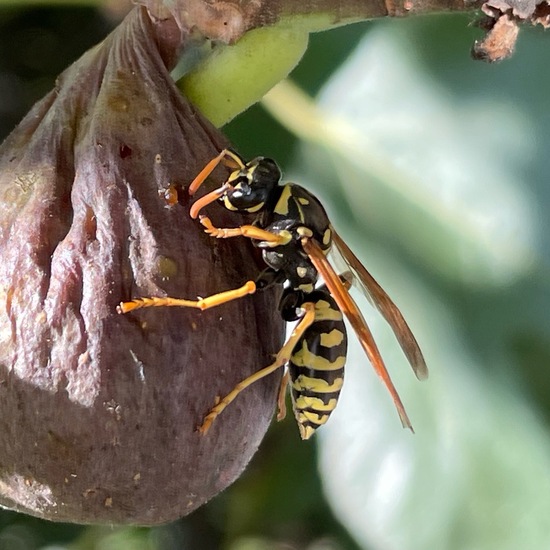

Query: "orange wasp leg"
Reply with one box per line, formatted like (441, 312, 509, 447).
(276, 371, 290, 421)
(198, 303, 316, 435)
(199, 216, 291, 246)
(301, 236, 414, 432)
(188, 149, 245, 196)
(117, 281, 257, 314)
(118, 213, 286, 316)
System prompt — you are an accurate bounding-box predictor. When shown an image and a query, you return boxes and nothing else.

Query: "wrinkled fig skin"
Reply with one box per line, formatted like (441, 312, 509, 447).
(0, 7, 284, 524)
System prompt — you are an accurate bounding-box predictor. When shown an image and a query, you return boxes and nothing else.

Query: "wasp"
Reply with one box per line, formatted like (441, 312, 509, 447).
(118, 149, 428, 439)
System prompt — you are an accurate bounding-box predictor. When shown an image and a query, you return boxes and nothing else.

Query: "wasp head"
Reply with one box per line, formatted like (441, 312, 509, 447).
(224, 157, 281, 213)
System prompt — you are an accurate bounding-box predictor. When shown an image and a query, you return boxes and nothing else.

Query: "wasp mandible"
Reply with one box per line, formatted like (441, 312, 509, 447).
(118, 149, 428, 439)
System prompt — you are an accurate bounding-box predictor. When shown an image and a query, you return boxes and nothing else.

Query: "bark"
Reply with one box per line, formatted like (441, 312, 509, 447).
(142, 0, 547, 63)
(0, 6, 283, 524)
(144, 0, 485, 43)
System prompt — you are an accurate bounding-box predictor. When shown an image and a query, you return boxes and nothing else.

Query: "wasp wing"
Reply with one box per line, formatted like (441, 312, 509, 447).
(302, 236, 413, 432)
(331, 228, 428, 382)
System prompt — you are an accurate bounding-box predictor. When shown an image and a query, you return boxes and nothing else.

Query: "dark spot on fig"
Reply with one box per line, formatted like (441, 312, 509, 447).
(119, 144, 132, 158)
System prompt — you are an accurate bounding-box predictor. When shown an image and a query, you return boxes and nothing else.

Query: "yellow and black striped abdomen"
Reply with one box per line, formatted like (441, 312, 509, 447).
(288, 291, 347, 440)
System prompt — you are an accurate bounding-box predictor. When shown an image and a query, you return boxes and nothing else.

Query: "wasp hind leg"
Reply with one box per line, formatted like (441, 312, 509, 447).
(276, 372, 290, 421)
(198, 302, 316, 435)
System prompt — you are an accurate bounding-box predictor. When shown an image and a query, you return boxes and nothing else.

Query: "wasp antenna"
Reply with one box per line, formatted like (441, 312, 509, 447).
(188, 150, 227, 195)
(188, 149, 246, 196)
(221, 148, 246, 170)
(190, 183, 233, 219)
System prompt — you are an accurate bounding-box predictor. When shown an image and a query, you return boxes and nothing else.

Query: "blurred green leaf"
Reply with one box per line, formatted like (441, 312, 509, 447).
(266, 16, 550, 550)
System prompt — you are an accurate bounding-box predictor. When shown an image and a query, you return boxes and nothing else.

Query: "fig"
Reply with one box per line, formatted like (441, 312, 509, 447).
(0, 6, 283, 524)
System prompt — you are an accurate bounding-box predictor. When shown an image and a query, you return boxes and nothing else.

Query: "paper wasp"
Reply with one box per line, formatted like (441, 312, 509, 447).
(118, 149, 428, 439)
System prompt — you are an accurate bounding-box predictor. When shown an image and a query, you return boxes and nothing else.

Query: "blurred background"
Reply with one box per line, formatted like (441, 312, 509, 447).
(2, 2, 550, 549)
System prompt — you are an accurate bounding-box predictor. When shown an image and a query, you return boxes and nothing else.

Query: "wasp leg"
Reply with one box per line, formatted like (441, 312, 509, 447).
(276, 371, 290, 421)
(117, 281, 256, 314)
(199, 216, 290, 246)
(119, 266, 282, 316)
(188, 149, 246, 196)
(302, 236, 414, 432)
(198, 302, 316, 435)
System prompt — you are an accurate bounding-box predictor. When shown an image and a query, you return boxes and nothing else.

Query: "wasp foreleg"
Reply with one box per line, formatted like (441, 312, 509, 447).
(199, 216, 290, 246)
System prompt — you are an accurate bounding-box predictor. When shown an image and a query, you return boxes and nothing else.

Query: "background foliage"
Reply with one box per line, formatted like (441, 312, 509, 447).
(1, 3, 550, 549)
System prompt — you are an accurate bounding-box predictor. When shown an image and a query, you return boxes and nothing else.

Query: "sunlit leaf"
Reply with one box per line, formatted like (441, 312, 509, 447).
(288, 20, 550, 550)
(317, 234, 550, 550)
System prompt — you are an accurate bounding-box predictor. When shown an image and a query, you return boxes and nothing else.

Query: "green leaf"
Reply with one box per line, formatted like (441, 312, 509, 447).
(269, 17, 550, 550)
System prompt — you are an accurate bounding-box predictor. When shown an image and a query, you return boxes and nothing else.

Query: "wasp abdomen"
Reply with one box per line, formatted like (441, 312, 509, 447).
(289, 292, 347, 440)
